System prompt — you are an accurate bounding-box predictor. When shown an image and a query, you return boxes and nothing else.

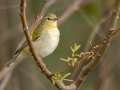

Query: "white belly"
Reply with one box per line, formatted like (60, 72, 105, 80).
(33, 29, 60, 57)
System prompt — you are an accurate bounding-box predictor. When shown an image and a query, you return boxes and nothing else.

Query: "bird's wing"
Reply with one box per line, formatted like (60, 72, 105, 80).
(14, 23, 42, 55)
(14, 36, 28, 55)
(31, 22, 43, 41)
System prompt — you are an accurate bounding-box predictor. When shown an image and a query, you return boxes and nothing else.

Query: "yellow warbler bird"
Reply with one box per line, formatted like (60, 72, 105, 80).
(0, 13, 60, 80)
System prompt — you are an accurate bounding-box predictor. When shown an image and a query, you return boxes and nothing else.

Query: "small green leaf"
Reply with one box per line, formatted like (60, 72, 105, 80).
(51, 72, 72, 84)
(51, 72, 62, 85)
(70, 43, 81, 53)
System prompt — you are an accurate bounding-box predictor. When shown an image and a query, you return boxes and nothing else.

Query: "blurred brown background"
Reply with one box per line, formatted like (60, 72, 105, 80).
(0, 0, 120, 90)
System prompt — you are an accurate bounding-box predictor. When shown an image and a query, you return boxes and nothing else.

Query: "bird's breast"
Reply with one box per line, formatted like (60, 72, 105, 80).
(33, 29, 60, 57)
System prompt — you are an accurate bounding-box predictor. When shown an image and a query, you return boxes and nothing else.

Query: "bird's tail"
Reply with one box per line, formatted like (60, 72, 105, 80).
(0, 53, 24, 81)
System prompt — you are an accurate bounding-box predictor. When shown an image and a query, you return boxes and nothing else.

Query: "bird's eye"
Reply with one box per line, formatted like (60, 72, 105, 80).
(47, 17, 51, 20)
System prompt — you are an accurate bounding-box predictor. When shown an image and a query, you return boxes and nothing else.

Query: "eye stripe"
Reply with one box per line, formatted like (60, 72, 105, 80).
(45, 17, 58, 21)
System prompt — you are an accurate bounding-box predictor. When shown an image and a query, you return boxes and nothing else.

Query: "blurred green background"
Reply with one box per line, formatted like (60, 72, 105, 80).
(0, 0, 120, 90)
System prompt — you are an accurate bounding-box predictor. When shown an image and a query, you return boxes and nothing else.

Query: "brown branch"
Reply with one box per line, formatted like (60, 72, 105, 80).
(20, 0, 52, 78)
(20, 0, 77, 90)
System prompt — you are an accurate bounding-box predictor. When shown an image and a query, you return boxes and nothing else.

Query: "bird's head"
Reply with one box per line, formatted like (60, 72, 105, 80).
(32, 13, 58, 40)
(42, 13, 58, 29)
(44, 13, 58, 22)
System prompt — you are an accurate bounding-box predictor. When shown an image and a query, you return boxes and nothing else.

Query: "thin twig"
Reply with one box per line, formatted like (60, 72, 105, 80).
(0, 72, 12, 90)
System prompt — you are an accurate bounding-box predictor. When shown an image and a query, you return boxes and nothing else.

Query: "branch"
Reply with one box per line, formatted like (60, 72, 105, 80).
(20, 0, 77, 90)
(20, 0, 52, 78)
(0, 72, 12, 90)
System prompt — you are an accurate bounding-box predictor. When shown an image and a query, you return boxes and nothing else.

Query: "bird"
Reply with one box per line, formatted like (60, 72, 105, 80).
(0, 13, 60, 80)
